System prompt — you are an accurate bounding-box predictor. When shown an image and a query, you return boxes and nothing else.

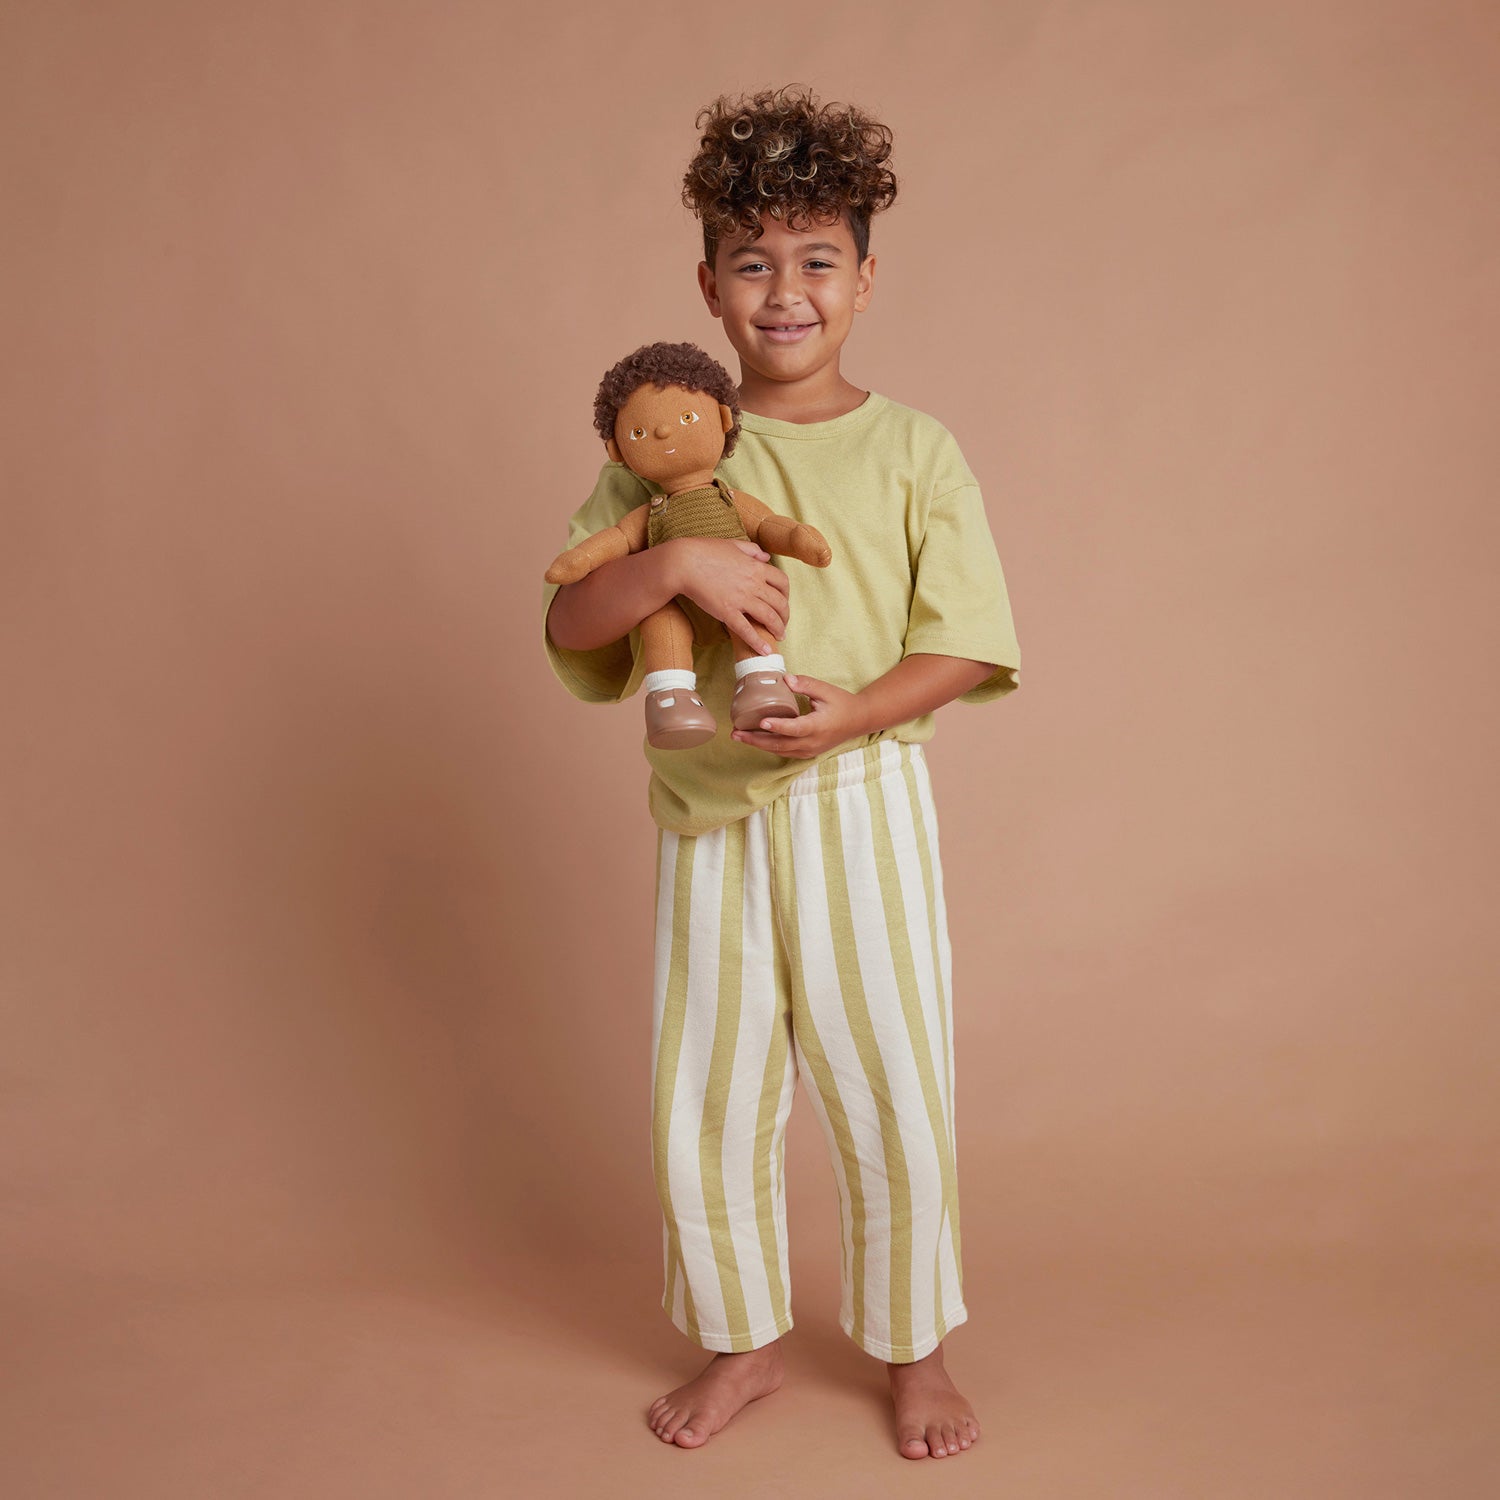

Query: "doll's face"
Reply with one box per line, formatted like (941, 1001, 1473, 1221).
(608, 382, 730, 484)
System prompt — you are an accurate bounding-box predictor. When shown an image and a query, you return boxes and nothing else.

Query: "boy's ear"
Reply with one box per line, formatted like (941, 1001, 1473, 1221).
(605, 436, 623, 463)
(719, 403, 734, 434)
(697, 260, 721, 317)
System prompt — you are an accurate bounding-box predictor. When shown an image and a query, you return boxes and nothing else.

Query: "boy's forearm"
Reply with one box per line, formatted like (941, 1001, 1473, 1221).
(547, 544, 680, 652)
(854, 653, 996, 735)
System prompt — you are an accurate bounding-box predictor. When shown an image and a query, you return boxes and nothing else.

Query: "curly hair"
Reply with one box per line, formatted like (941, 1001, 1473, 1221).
(681, 84, 898, 265)
(593, 341, 743, 459)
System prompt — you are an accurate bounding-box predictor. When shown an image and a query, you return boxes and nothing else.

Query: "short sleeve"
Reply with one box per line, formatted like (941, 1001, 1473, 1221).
(903, 481, 1022, 704)
(541, 460, 652, 704)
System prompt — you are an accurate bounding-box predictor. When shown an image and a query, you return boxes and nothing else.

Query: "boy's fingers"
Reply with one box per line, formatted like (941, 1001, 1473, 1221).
(760, 609, 789, 640)
(750, 597, 786, 636)
(733, 615, 775, 654)
(759, 585, 790, 618)
(732, 729, 813, 756)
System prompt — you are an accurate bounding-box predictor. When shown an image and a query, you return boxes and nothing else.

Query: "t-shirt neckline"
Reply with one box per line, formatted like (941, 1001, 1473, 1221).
(737, 390, 887, 440)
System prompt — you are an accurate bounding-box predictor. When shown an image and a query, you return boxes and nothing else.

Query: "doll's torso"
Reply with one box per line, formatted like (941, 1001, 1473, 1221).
(646, 475, 748, 548)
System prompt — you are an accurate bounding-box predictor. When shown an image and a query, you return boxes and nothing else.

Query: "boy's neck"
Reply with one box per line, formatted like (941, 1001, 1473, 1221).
(736, 367, 871, 426)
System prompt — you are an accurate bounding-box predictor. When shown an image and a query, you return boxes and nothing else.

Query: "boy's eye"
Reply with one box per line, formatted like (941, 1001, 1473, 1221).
(738, 260, 832, 273)
(629, 426, 646, 440)
(680, 411, 699, 424)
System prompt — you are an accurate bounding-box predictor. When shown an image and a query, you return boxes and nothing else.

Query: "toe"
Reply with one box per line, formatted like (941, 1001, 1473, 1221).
(898, 1431, 929, 1459)
(942, 1421, 960, 1452)
(675, 1423, 705, 1447)
(926, 1422, 948, 1456)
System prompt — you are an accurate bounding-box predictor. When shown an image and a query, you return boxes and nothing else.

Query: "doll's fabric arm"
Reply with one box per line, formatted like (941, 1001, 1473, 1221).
(544, 504, 650, 584)
(729, 488, 832, 568)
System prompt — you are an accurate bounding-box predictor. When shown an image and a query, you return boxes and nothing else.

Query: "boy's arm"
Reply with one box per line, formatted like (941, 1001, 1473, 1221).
(852, 653, 997, 731)
(547, 536, 796, 653)
(543, 463, 660, 703)
(546, 539, 678, 652)
(729, 653, 995, 759)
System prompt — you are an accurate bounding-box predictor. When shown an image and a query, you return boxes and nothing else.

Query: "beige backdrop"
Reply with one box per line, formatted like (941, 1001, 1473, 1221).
(3, 2, 1496, 1496)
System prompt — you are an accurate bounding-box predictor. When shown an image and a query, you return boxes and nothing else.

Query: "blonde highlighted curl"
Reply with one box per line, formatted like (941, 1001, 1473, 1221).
(681, 84, 897, 264)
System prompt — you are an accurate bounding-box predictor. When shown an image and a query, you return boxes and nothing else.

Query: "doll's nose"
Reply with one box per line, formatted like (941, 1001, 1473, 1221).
(654, 423, 672, 438)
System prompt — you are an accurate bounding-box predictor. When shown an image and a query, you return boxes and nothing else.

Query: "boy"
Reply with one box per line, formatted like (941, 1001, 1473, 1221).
(541, 85, 1021, 1461)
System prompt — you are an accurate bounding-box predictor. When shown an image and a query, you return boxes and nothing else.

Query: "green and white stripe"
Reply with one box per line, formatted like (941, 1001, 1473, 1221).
(651, 739, 967, 1363)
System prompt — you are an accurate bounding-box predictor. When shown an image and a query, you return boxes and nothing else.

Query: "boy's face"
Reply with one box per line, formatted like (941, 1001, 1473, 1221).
(697, 212, 875, 388)
(605, 382, 732, 484)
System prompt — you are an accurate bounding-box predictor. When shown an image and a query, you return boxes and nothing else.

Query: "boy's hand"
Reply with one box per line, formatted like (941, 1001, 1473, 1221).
(731, 674, 869, 759)
(668, 536, 791, 655)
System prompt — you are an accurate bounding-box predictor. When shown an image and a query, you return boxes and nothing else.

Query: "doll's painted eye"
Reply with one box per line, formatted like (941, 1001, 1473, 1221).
(680, 410, 700, 424)
(628, 426, 646, 440)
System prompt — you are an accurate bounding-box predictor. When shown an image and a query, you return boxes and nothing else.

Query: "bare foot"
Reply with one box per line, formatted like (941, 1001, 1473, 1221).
(887, 1342, 981, 1459)
(647, 1340, 786, 1448)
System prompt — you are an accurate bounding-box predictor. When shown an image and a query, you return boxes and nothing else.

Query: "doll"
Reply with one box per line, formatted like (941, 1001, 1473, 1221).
(545, 341, 832, 750)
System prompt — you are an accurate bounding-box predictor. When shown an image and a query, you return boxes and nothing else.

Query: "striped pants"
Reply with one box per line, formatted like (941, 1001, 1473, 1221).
(650, 739, 966, 1363)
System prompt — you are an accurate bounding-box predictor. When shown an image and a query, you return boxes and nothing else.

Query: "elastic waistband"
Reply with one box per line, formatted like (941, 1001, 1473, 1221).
(784, 738, 925, 798)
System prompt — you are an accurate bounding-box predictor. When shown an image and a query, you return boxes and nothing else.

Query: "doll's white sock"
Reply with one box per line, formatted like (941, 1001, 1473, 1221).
(734, 654, 786, 679)
(644, 669, 696, 694)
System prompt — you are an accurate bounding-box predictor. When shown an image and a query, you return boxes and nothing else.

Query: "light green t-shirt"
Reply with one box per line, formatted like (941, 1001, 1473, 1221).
(541, 390, 1022, 835)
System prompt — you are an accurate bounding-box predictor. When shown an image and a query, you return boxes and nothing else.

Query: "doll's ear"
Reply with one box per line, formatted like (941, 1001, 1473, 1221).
(719, 403, 734, 434)
(605, 436, 623, 464)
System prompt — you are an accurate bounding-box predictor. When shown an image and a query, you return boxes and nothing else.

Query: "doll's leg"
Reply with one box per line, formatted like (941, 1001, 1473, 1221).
(728, 632, 800, 732)
(641, 602, 716, 749)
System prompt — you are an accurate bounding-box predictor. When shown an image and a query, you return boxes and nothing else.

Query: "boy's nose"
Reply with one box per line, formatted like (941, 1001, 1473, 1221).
(769, 273, 805, 306)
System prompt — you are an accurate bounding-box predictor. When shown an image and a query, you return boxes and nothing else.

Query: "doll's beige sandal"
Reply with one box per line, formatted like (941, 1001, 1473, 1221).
(645, 687, 717, 749)
(731, 670, 800, 731)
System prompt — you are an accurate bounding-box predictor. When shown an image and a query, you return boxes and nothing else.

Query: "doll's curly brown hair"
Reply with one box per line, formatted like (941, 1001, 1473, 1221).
(593, 341, 743, 459)
(681, 84, 898, 265)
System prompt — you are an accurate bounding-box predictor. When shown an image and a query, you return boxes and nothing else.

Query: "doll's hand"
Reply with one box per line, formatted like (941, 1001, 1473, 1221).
(668, 537, 791, 655)
(730, 674, 869, 759)
(790, 523, 832, 568)
(544, 546, 591, 585)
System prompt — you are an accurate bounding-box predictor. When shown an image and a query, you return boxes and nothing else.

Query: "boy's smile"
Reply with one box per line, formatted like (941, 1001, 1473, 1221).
(698, 213, 875, 415)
